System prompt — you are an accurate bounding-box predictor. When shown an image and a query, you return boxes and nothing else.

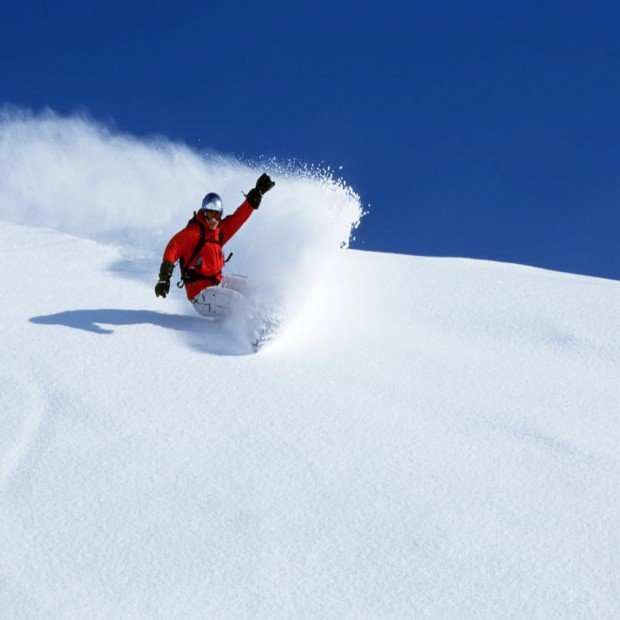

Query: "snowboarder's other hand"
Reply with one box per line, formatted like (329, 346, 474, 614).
(246, 173, 275, 209)
(155, 261, 174, 298)
(155, 280, 170, 298)
(255, 173, 275, 195)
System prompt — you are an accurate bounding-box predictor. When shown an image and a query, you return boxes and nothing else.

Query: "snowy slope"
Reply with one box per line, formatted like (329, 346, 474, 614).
(1, 110, 620, 618)
(1, 220, 619, 618)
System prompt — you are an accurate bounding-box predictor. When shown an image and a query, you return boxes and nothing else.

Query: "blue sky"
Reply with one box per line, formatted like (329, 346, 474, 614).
(2, 0, 619, 279)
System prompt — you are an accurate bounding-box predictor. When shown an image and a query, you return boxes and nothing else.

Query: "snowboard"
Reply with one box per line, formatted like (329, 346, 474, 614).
(189, 278, 283, 352)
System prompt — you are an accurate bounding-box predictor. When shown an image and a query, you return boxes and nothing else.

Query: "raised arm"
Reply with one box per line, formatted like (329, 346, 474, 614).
(220, 173, 275, 245)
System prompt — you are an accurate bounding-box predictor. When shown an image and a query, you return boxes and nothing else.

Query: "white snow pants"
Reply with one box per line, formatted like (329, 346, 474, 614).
(190, 275, 252, 318)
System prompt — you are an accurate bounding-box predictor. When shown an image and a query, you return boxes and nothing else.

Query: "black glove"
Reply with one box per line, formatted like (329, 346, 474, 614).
(155, 261, 174, 298)
(256, 173, 275, 195)
(246, 173, 275, 209)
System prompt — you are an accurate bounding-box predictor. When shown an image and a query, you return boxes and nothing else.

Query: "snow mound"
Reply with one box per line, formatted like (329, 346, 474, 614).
(1, 220, 619, 618)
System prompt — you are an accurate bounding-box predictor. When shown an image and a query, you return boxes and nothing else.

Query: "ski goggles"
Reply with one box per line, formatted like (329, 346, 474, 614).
(203, 208, 222, 220)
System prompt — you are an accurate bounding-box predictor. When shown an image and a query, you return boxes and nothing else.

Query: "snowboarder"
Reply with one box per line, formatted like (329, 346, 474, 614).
(155, 173, 275, 317)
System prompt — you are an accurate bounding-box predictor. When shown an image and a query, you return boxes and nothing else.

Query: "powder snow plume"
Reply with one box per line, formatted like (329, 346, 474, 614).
(0, 107, 362, 315)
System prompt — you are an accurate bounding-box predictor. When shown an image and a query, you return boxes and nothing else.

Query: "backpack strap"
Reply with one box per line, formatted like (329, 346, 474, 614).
(177, 213, 206, 288)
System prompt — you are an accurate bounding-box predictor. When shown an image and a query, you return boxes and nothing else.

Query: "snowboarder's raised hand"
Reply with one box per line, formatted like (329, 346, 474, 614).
(246, 173, 275, 209)
(256, 173, 275, 195)
(155, 261, 174, 298)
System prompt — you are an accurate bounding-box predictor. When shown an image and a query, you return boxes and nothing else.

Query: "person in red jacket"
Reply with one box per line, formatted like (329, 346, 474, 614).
(155, 173, 275, 316)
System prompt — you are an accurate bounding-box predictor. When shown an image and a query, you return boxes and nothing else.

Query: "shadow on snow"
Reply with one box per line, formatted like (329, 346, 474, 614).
(29, 309, 253, 356)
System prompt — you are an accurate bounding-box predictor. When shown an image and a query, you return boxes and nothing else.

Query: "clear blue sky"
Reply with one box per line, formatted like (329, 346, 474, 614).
(2, 0, 619, 279)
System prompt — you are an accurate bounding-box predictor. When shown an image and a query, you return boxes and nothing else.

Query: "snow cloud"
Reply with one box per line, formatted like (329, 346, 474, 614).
(0, 107, 362, 312)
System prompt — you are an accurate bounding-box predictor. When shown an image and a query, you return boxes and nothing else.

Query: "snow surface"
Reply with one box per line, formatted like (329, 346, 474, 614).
(1, 111, 620, 618)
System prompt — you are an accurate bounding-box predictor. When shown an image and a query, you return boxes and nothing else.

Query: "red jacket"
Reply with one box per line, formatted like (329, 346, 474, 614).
(163, 200, 255, 299)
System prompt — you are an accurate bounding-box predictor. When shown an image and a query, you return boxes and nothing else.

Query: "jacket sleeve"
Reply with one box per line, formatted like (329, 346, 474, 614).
(162, 226, 198, 266)
(220, 200, 255, 246)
